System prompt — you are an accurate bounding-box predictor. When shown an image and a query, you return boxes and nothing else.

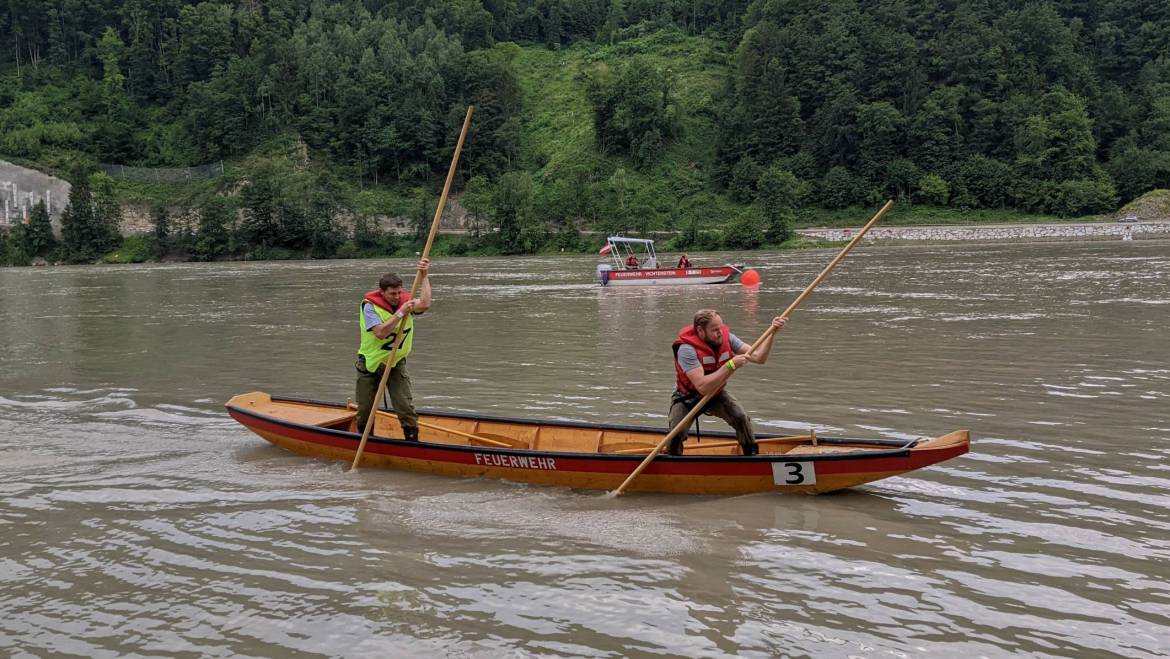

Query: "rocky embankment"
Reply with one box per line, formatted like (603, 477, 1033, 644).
(797, 220, 1170, 243)
(0, 160, 71, 227)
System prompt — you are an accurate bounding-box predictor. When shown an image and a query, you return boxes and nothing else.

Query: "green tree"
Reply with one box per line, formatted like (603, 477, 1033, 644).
(462, 175, 492, 236)
(239, 169, 283, 249)
(60, 174, 120, 262)
(756, 167, 805, 243)
(1108, 146, 1170, 203)
(1053, 179, 1118, 216)
(410, 188, 436, 241)
(721, 211, 765, 250)
(917, 174, 950, 206)
(491, 171, 537, 254)
(809, 81, 862, 171)
(882, 159, 922, 201)
(352, 214, 381, 251)
(818, 166, 866, 209)
(1, 228, 31, 266)
(724, 20, 803, 161)
(94, 27, 135, 160)
(910, 86, 965, 176)
(193, 197, 232, 261)
(599, 0, 626, 44)
(586, 57, 678, 169)
(1014, 87, 1099, 182)
(23, 200, 56, 257)
(464, 45, 523, 178)
(303, 175, 344, 256)
(728, 156, 762, 203)
(98, 28, 129, 120)
(954, 156, 1013, 208)
(151, 204, 170, 254)
(857, 101, 906, 180)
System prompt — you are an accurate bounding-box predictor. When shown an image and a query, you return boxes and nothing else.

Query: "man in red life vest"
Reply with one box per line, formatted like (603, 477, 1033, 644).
(355, 258, 432, 441)
(625, 254, 640, 269)
(676, 253, 693, 268)
(669, 309, 786, 455)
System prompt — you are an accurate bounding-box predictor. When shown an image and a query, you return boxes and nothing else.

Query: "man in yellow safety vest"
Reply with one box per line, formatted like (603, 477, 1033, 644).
(355, 258, 432, 441)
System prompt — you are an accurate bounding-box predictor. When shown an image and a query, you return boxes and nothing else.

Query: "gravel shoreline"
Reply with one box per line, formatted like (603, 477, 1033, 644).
(797, 220, 1170, 243)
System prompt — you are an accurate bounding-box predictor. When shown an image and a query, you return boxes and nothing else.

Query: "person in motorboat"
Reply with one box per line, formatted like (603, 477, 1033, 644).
(669, 309, 785, 456)
(625, 254, 640, 269)
(354, 258, 432, 441)
(676, 253, 693, 268)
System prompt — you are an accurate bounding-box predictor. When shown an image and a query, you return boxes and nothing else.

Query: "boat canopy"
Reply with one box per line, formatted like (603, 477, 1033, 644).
(603, 236, 658, 269)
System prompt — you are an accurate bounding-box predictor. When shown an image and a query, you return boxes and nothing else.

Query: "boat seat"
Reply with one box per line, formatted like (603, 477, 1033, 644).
(269, 403, 356, 429)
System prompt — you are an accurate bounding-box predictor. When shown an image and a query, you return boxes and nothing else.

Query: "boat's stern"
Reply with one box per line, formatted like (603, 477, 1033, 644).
(596, 262, 613, 286)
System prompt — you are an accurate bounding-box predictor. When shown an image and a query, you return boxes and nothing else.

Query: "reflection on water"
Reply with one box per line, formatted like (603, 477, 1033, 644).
(1, 241, 1169, 656)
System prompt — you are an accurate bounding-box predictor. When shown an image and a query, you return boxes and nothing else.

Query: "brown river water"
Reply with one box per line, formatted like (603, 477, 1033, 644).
(1, 241, 1168, 657)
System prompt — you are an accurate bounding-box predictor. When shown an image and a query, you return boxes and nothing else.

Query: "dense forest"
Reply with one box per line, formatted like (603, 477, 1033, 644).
(2, 0, 1169, 264)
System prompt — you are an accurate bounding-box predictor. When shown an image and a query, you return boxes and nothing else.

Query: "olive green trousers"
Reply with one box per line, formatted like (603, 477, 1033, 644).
(355, 357, 418, 437)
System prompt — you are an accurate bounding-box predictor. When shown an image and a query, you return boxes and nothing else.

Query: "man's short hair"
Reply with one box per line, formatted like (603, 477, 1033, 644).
(693, 309, 719, 331)
(379, 273, 403, 290)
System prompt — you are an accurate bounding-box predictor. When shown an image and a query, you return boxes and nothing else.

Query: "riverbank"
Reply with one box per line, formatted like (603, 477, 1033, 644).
(6, 220, 1170, 268)
(798, 219, 1170, 243)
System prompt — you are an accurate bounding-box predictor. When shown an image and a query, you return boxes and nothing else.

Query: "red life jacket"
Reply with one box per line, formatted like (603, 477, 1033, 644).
(363, 289, 411, 314)
(672, 324, 733, 397)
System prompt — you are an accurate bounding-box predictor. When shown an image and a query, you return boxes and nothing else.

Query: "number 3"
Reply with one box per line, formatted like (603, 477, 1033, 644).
(772, 461, 817, 486)
(784, 463, 804, 484)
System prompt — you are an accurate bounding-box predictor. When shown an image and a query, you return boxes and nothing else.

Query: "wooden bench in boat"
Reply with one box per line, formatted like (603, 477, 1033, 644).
(269, 403, 356, 430)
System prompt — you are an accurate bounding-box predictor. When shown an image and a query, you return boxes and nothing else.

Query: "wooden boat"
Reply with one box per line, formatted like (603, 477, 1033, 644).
(596, 236, 743, 286)
(226, 392, 970, 495)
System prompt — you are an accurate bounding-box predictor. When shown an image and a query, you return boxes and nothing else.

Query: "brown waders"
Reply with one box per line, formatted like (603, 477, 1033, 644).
(355, 357, 419, 441)
(667, 390, 757, 455)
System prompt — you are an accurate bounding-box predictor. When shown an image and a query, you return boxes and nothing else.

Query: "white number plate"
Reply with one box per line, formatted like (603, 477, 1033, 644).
(772, 461, 816, 486)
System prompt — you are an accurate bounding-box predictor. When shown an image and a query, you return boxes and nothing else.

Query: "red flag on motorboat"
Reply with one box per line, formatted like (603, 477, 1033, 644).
(599, 244, 613, 255)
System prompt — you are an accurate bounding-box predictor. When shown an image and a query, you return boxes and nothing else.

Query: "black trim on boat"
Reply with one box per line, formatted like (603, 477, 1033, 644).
(277, 395, 914, 447)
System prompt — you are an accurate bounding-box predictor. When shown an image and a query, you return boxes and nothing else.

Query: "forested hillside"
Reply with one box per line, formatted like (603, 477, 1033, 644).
(2, 0, 1169, 264)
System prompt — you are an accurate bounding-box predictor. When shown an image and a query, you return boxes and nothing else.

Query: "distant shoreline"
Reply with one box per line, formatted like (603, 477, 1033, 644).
(796, 220, 1170, 243)
(7, 227, 1168, 269)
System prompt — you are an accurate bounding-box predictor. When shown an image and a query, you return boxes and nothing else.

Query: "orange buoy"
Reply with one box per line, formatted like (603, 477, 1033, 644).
(741, 269, 761, 286)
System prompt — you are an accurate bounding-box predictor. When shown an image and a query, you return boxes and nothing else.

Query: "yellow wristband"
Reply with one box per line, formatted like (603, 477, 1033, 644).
(725, 360, 736, 371)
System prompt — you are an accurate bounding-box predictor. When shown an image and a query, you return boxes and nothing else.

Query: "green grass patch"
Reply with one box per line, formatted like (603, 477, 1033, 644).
(100, 235, 158, 263)
(351, 185, 421, 218)
(512, 31, 744, 234)
(1119, 189, 1170, 220)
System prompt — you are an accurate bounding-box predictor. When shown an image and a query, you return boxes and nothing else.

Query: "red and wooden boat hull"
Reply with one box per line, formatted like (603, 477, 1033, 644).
(226, 394, 969, 495)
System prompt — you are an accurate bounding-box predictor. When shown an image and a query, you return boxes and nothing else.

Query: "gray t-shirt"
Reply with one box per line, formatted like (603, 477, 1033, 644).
(676, 333, 747, 372)
(363, 303, 385, 330)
